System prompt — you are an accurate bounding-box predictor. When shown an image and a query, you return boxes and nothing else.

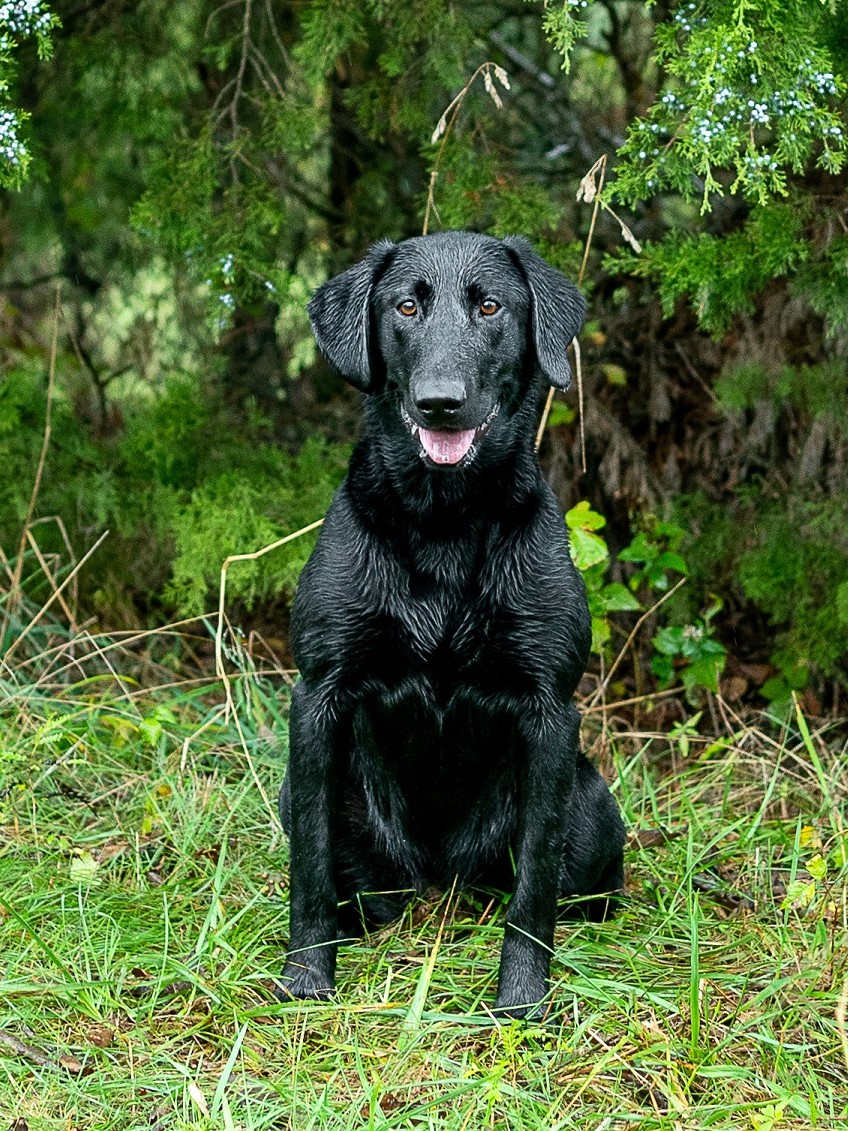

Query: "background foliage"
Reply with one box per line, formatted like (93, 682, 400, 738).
(1, 0, 847, 710)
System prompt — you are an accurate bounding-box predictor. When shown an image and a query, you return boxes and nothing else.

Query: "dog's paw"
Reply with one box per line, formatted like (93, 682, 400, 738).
(275, 962, 335, 1003)
(491, 998, 549, 1023)
(492, 978, 550, 1022)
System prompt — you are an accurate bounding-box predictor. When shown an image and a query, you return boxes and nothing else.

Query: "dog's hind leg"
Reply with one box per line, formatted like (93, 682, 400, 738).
(558, 751, 625, 921)
(334, 788, 418, 934)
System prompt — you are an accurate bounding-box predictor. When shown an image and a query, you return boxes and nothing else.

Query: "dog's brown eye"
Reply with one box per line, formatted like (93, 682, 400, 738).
(480, 299, 500, 316)
(398, 300, 417, 317)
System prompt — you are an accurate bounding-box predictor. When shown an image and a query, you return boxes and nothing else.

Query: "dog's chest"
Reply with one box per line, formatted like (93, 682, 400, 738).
(379, 550, 506, 678)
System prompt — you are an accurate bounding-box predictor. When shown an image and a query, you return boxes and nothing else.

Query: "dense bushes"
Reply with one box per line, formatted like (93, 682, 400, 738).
(0, 363, 348, 626)
(4, 352, 845, 708)
(1, 0, 846, 707)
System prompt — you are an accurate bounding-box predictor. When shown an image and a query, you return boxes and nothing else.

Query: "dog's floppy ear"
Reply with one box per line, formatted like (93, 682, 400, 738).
(502, 236, 587, 390)
(307, 240, 396, 393)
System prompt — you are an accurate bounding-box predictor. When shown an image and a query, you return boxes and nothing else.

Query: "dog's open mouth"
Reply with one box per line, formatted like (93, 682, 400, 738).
(401, 404, 499, 466)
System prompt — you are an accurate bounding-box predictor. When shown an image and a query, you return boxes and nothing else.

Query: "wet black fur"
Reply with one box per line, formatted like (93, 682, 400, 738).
(278, 232, 625, 1018)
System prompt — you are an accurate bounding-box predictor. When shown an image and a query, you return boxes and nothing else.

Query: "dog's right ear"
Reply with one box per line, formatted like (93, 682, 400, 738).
(307, 240, 396, 393)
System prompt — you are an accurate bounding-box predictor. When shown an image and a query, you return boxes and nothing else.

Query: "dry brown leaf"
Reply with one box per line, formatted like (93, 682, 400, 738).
(57, 1054, 88, 1075)
(493, 64, 510, 89)
(628, 825, 688, 850)
(188, 1080, 210, 1118)
(618, 217, 643, 254)
(483, 69, 503, 109)
(719, 675, 748, 702)
(576, 168, 598, 203)
(86, 1024, 114, 1049)
(95, 839, 129, 864)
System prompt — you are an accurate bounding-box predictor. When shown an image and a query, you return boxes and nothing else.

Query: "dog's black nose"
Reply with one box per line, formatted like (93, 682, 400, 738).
(415, 393, 466, 417)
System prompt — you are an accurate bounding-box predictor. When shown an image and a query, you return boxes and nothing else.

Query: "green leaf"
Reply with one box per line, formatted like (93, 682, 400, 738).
(654, 551, 688, 576)
(806, 853, 828, 881)
(618, 533, 653, 564)
(598, 582, 642, 612)
(603, 363, 627, 386)
(139, 717, 164, 747)
(651, 653, 676, 685)
(566, 500, 606, 532)
(547, 401, 575, 427)
(569, 527, 609, 571)
(682, 655, 724, 694)
(781, 879, 817, 910)
(70, 850, 100, 884)
(590, 615, 611, 653)
(653, 626, 685, 655)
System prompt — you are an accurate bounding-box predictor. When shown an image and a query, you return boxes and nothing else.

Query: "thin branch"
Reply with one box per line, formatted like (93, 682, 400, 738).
(228, 0, 253, 146)
(0, 1028, 56, 1068)
(263, 0, 290, 66)
(535, 153, 641, 455)
(215, 518, 324, 718)
(535, 386, 556, 452)
(204, 0, 243, 39)
(249, 42, 285, 99)
(25, 529, 77, 631)
(578, 155, 607, 285)
(587, 576, 688, 709)
(0, 271, 63, 291)
(574, 337, 586, 474)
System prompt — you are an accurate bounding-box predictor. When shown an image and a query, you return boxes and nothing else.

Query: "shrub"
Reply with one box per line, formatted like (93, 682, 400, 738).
(0, 363, 349, 621)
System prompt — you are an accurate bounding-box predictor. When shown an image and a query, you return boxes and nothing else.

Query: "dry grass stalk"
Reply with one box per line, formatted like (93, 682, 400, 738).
(213, 517, 325, 826)
(214, 517, 324, 719)
(2, 285, 61, 639)
(3, 530, 110, 664)
(423, 62, 510, 236)
(535, 153, 642, 457)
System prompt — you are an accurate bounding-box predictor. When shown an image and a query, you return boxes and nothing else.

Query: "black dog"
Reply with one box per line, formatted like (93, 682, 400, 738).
(278, 232, 625, 1018)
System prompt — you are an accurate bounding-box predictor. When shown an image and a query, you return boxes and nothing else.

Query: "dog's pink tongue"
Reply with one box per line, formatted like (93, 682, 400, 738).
(418, 428, 475, 465)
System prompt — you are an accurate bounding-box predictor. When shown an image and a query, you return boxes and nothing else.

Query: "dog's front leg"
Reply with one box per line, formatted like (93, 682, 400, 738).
(494, 702, 580, 1019)
(278, 681, 340, 1001)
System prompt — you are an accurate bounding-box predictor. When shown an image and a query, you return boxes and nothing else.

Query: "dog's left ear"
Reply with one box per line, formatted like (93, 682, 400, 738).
(502, 236, 587, 390)
(307, 240, 396, 393)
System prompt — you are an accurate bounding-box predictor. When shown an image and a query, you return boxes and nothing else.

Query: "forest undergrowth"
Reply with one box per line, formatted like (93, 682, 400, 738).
(1, 602, 846, 1130)
(3, 1, 848, 1123)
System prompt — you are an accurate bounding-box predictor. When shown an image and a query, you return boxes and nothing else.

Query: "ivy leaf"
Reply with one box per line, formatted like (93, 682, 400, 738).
(781, 879, 817, 910)
(566, 500, 606, 532)
(653, 626, 685, 655)
(599, 582, 642, 612)
(682, 655, 724, 694)
(806, 854, 828, 881)
(139, 717, 164, 747)
(569, 527, 609, 570)
(591, 616, 611, 652)
(651, 653, 676, 685)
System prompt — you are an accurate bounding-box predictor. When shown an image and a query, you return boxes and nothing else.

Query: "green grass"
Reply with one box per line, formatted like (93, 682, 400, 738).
(1, 659, 847, 1130)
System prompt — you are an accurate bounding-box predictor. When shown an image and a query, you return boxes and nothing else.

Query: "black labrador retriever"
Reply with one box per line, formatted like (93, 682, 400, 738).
(278, 231, 625, 1018)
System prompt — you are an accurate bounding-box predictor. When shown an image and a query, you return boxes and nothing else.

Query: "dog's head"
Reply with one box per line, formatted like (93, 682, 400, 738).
(307, 232, 586, 469)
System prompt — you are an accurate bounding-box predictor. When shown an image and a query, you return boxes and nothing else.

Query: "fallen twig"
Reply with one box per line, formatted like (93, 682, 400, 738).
(0, 1027, 85, 1074)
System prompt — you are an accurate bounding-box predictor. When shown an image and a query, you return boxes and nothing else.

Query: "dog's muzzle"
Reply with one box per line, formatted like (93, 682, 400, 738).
(400, 404, 500, 466)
